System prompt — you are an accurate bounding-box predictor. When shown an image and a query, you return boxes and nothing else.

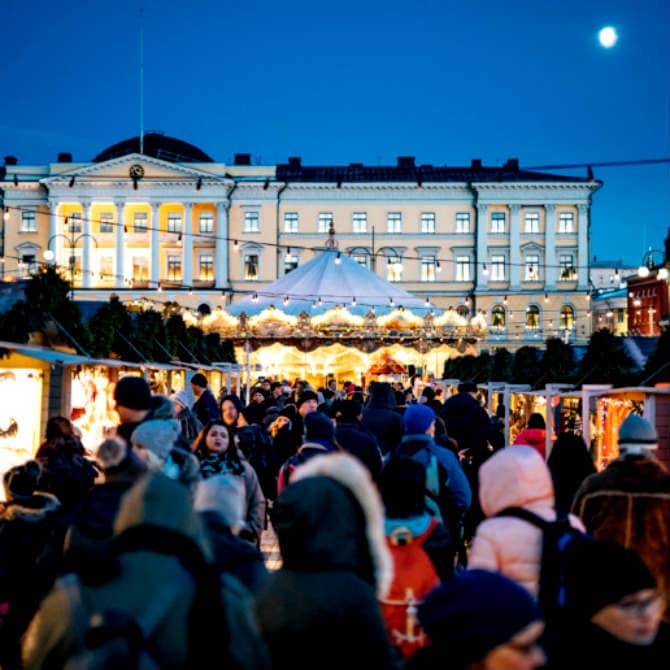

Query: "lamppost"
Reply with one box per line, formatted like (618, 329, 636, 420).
(637, 247, 668, 279)
(43, 223, 98, 298)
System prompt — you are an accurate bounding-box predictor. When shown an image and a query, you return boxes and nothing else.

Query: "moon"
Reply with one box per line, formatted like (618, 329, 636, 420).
(598, 26, 618, 48)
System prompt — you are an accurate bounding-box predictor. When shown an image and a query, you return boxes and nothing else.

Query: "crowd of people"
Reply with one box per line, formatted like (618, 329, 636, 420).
(0, 373, 668, 669)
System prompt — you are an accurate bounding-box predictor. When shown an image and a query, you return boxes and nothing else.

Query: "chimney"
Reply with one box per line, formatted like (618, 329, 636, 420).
(505, 158, 519, 171)
(4, 156, 18, 166)
(57, 152, 73, 163)
(233, 153, 251, 166)
(288, 157, 302, 168)
(397, 156, 415, 169)
(471, 159, 482, 169)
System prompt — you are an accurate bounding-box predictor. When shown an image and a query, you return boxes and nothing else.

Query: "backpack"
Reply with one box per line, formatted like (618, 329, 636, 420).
(60, 569, 190, 670)
(277, 449, 310, 495)
(495, 507, 592, 622)
(236, 425, 277, 499)
(379, 518, 441, 660)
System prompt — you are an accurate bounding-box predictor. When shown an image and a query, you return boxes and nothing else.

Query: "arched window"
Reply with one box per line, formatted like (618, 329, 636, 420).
(525, 304, 540, 330)
(491, 305, 506, 331)
(560, 305, 575, 330)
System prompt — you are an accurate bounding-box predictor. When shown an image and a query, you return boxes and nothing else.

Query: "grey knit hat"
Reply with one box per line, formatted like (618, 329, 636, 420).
(618, 413, 657, 453)
(193, 474, 245, 528)
(131, 419, 181, 460)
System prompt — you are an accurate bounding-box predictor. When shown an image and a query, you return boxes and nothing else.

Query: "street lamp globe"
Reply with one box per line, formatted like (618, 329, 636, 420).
(659, 267, 669, 280)
(43, 249, 55, 261)
(638, 264, 650, 278)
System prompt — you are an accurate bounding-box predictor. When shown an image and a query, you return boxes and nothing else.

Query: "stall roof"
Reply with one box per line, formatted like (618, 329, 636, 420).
(0, 341, 144, 369)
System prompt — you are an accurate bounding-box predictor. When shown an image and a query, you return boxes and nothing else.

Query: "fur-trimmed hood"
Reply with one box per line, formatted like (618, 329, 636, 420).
(277, 452, 393, 598)
(0, 491, 61, 523)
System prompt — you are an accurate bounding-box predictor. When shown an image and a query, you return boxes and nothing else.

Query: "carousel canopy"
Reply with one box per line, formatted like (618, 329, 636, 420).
(226, 249, 433, 317)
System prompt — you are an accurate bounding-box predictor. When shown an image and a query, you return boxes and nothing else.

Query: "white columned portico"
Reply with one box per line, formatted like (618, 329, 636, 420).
(151, 202, 161, 285)
(577, 204, 589, 290)
(82, 200, 93, 288)
(47, 199, 60, 265)
(476, 204, 488, 289)
(216, 200, 229, 287)
(183, 202, 194, 286)
(544, 204, 556, 289)
(115, 201, 125, 288)
(509, 204, 521, 289)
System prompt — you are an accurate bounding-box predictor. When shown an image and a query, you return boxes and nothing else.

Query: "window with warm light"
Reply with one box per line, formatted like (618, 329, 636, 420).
(491, 305, 506, 331)
(20, 210, 37, 232)
(133, 212, 147, 233)
(559, 254, 576, 280)
(243, 211, 260, 233)
(167, 255, 182, 281)
(244, 254, 259, 280)
(490, 255, 506, 281)
(490, 212, 506, 234)
(526, 304, 541, 330)
(420, 256, 437, 282)
(524, 211, 540, 233)
(284, 212, 299, 233)
(525, 254, 540, 281)
(167, 213, 182, 234)
(99, 212, 114, 233)
(99, 256, 114, 283)
(456, 212, 471, 233)
(560, 305, 575, 329)
(69, 212, 83, 233)
(456, 256, 471, 282)
(421, 212, 436, 234)
(352, 212, 367, 233)
(386, 255, 403, 281)
(199, 212, 214, 233)
(387, 212, 402, 233)
(199, 254, 214, 281)
(132, 256, 149, 282)
(317, 211, 333, 233)
(558, 212, 575, 233)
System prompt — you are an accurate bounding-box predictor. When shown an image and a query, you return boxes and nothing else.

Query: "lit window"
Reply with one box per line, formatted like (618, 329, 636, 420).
(559, 254, 576, 281)
(421, 212, 436, 234)
(525, 254, 540, 281)
(386, 255, 403, 282)
(352, 212, 367, 233)
(20, 210, 37, 232)
(99, 256, 113, 283)
(387, 212, 402, 233)
(455, 212, 471, 233)
(243, 211, 260, 233)
(558, 212, 575, 233)
(420, 256, 436, 282)
(199, 212, 214, 233)
(491, 305, 506, 331)
(133, 212, 147, 233)
(99, 212, 114, 233)
(69, 212, 83, 233)
(284, 212, 299, 233)
(132, 256, 149, 281)
(524, 212, 540, 233)
(167, 255, 182, 281)
(21, 254, 37, 274)
(490, 212, 506, 233)
(318, 212, 333, 233)
(526, 305, 540, 330)
(456, 256, 471, 282)
(560, 305, 575, 330)
(352, 254, 368, 268)
(490, 255, 506, 281)
(199, 255, 214, 281)
(167, 213, 182, 233)
(244, 254, 259, 280)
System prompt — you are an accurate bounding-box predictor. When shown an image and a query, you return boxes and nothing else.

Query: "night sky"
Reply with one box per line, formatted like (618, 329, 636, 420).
(2, 0, 668, 265)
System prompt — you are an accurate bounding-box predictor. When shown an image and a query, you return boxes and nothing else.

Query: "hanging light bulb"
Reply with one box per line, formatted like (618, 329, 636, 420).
(233, 239, 239, 251)
(544, 293, 549, 303)
(425, 296, 431, 308)
(3, 208, 8, 222)
(157, 282, 162, 292)
(188, 287, 193, 296)
(335, 251, 342, 265)
(177, 233, 182, 246)
(351, 296, 357, 307)
(503, 295, 508, 306)
(318, 296, 323, 306)
(614, 268, 620, 282)
(389, 297, 395, 307)
(251, 292, 259, 302)
(585, 291, 591, 302)
(283, 295, 289, 306)
(285, 246, 292, 259)
(482, 263, 488, 276)
(436, 260, 442, 273)
(123, 225, 129, 242)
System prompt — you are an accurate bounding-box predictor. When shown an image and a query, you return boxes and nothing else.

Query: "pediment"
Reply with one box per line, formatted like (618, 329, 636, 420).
(41, 154, 229, 185)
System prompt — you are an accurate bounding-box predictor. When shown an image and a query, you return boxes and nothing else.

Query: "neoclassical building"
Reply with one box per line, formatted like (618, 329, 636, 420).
(0, 134, 602, 349)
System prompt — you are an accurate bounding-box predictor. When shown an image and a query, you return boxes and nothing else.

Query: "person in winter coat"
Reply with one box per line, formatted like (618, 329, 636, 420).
(409, 570, 546, 670)
(112, 375, 156, 446)
(268, 404, 301, 467)
(469, 445, 584, 598)
(23, 473, 270, 670)
(276, 411, 340, 494)
(0, 462, 62, 670)
(572, 413, 670, 621)
(221, 393, 250, 433)
(335, 399, 383, 482)
(361, 382, 403, 455)
(513, 413, 547, 459)
(192, 421, 266, 544)
(170, 390, 203, 445)
(546, 540, 668, 670)
(255, 453, 396, 670)
(547, 432, 596, 515)
(194, 474, 268, 593)
(190, 372, 221, 427)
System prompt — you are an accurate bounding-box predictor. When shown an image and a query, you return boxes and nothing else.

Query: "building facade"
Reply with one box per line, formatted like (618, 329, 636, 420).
(0, 134, 601, 349)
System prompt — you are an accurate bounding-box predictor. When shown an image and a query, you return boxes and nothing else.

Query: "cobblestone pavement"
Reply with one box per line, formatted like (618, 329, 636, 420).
(261, 522, 282, 571)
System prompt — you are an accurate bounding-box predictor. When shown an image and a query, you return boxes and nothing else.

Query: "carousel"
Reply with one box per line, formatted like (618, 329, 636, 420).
(192, 232, 487, 387)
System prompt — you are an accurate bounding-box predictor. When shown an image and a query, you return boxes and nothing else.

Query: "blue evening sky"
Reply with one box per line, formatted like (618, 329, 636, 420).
(1, 0, 668, 265)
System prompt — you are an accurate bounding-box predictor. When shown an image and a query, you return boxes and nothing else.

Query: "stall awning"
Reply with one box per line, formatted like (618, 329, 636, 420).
(0, 342, 144, 369)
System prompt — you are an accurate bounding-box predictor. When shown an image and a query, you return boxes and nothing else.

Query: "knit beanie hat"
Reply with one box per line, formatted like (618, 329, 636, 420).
(379, 455, 426, 518)
(3, 460, 41, 501)
(170, 390, 190, 409)
(114, 376, 152, 410)
(421, 386, 436, 402)
(191, 373, 208, 388)
(193, 474, 246, 528)
(403, 404, 435, 435)
(278, 404, 298, 420)
(304, 411, 335, 441)
(565, 540, 656, 619)
(419, 569, 542, 666)
(337, 399, 362, 421)
(618, 413, 658, 453)
(297, 390, 319, 409)
(131, 419, 181, 461)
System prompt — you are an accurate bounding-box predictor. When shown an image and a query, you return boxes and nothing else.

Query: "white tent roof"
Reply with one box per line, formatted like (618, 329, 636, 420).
(226, 249, 435, 317)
